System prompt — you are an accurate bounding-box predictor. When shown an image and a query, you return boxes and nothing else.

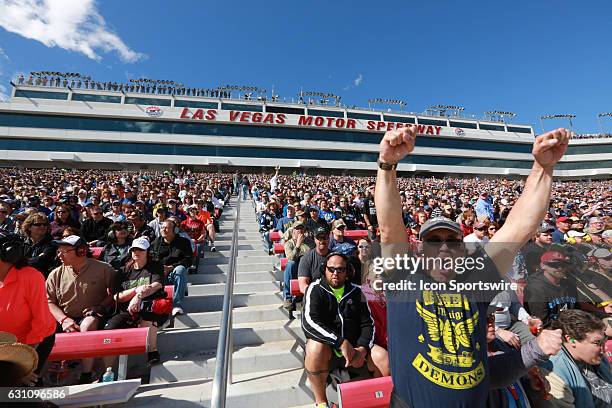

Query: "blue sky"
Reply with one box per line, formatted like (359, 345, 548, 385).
(0, 0, 611, 133)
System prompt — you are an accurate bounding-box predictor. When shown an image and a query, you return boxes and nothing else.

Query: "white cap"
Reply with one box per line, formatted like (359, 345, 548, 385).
(500, 198, 509, 206)
(130, 236, 150, 251)
(53, 235, 87, 247)
(567, 230, 585, 238)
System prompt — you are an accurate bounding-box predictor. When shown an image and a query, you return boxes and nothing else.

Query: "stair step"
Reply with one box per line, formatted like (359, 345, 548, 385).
(125, 368, 314, 408)
(150, 340, 304, 383)
(186, 281, 279, 296)
(158, 319, 304, 353)
(173, 304, 289, 329)
(183, 292, 282, 313)
(200, 256, 275, 266)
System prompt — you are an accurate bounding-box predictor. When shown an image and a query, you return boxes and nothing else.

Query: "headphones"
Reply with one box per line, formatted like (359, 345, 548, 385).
(0, 233, 25, 264)
(319, 252, 355, 279)
(166, 219, 181, 235)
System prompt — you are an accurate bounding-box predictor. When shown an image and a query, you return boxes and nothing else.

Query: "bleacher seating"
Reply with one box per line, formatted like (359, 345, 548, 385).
(89, 246, 104, 260)
(606, 339, 612, 364)
(280, 257, 288, 271)
(337, 376, 393, 408)
(48, 326, 156, 380)
(344, 230, 368, 240)
(273, 242, 285, 255)
(270, 231, 282, 242)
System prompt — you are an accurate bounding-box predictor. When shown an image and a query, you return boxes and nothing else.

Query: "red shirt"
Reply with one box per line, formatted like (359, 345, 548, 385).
(181, 217, 205, 241)
(0, 266, 56, 344)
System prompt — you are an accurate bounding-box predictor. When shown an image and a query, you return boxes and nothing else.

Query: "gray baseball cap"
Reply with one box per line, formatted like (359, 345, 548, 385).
(419, 217, 462, 240)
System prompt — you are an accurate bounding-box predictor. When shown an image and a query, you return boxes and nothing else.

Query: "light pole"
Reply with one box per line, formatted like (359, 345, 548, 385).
(540, 114, 576, 132)
(367, 98, 407, 112)
(484, 110, 516, 123)
(427, 105, 465, 117)
(597, 112, 612, 134)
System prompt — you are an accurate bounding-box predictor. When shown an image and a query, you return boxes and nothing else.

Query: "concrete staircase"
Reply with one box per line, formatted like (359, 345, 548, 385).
(122, 199, 314, 407)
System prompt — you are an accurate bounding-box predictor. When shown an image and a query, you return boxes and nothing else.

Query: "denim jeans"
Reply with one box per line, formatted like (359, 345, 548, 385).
(263, 231, 272, 252)
(242, 185, 248, 199)
(283, 260, 298, 300)
(167, 265, 188, 309)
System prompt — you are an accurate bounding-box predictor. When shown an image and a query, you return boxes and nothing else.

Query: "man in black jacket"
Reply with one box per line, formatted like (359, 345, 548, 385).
(81, 206, 113, 246)
(301, 252, 374, 407)
(149, 219, 192, 316)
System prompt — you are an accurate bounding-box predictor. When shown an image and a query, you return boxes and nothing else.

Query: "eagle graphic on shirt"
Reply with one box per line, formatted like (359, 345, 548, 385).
(412, 291, 485, 390)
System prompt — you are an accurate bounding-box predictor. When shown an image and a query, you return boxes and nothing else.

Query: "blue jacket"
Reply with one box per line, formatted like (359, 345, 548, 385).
(541, 346, 612, 408)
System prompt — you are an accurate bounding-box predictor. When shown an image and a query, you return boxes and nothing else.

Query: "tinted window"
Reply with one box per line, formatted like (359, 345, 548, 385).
(221, 103, 262, 112)
(384, 116, 416, 123)
(266, 106, 305, 115)
(347, 112, 380, 120)
(308, 109, 344, 118)
(14, 90, 68, 100)
(506, 126, 532, 134)
(418, 118, 447, 126)
(72, 93, 121, 103)
(449, 121, 478, 129)
(125, 97, 171, 106)
(479, 123, 506, 131)
(1, 137, 606, 170)
(174, 100, 218, 109)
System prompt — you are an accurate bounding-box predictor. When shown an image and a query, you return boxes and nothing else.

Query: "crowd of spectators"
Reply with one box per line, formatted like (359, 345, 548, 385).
(0, 167, 231, 387)
(245, 159, 611, 407)
(0, 161, 609, 407)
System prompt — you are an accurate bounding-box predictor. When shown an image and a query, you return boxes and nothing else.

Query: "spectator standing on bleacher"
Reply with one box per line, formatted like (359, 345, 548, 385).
(100, 221, 132, 272)
(475, 191, 494, 221)
(46, 235, 116, 384)
(362, 184, 378, 240)
(81, 205, 113, 247)
(0, 233, 56, 385)
(260, 201, 279, 255)
(282, 222, 314, 309)
(334, 196, 359, 230)
(297, 226, 330, 294)
(302, 252, 375, 407)
(22, 213, 57, 278)
(241, 176, 250, 200)
(149, 219, 192, 317)
(375, 126, 570, 407)
(181, 206, 207, 259)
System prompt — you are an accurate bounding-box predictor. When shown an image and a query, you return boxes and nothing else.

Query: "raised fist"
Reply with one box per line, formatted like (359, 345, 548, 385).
(379, 126, 418, 165)
(533, 128, 571, 169)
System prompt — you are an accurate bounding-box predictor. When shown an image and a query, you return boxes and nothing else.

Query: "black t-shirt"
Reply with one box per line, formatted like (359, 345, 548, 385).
(362, 198, 378, 228)
(385, 252, 502, 408)
(297, 249, 327, 281)
(114, 260, 164, 310)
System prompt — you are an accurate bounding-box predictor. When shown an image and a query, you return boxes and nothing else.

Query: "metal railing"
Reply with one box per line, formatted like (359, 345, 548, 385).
(210, 195, 241, 408)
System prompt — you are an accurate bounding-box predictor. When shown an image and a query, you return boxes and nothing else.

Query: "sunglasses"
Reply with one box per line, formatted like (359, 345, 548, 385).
(424, 238, 463, 247)
(32, 222, 49, 227)
(358, 244, 370, 249)
(488, 227, 497, 231)
(545, 261, 569, 268)
(316, 235, 329, 241)
(336, 225, 346, 230)
(57, 248, 76, 256)
(326, 266, 347, 274)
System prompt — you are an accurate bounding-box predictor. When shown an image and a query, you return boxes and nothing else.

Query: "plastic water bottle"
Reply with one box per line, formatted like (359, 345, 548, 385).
(102, 367, 115, 382)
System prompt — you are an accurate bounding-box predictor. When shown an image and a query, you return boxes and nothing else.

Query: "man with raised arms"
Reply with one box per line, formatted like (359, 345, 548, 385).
(375, 125, 569, 407)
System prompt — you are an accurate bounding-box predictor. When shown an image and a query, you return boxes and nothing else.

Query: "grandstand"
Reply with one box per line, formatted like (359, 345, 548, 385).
(1, 74, 610, 179)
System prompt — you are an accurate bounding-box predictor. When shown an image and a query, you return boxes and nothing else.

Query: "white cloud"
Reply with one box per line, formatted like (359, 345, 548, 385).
(0, 0, 145, 62)
(0, 46, 9, 61)
(343, 73, 364, 91)
(354, 73, 363, 87)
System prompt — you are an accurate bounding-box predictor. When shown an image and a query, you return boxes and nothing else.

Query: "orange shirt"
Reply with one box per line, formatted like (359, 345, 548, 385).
(0, 266, 56, 344)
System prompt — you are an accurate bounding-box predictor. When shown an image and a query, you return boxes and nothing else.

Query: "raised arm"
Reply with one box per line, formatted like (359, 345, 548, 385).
(374, 127, 417, 244)
(488, 128, 571, 276)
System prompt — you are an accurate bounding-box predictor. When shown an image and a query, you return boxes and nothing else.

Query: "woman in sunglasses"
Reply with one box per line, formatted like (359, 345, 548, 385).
(22, 213, 57, 278)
